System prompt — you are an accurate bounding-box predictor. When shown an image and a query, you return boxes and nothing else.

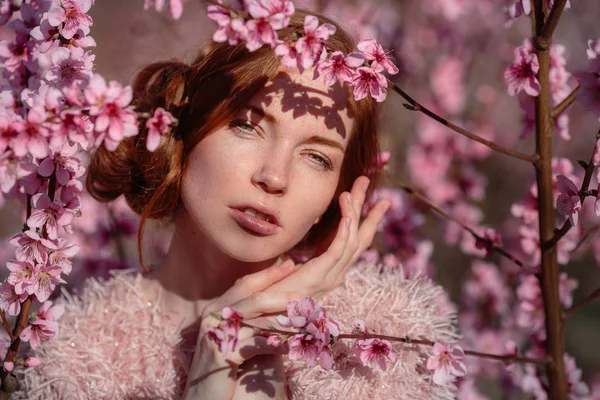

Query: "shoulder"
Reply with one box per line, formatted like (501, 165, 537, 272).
(16, 271, 187, 400)
(285, 261, 459, 400)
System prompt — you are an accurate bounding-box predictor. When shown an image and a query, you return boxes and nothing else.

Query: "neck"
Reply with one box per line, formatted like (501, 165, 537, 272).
(151, 209, 275, 326)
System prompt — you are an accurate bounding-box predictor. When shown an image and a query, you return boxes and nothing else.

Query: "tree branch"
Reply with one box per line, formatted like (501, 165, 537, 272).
(389, 82, 538, 163)
(551, 85, 579, 118)
(0, 311, 14, 342)
(540, 0, 569, 44)
(383, 172, 535, 273)
(564, 287, 600, 318)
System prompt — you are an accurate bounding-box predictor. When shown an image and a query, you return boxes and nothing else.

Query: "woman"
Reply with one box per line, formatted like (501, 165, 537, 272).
(17, 10, 459, 400)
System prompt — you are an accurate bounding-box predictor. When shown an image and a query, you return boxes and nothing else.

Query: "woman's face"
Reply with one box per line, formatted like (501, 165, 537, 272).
(178, 70, 355, 262)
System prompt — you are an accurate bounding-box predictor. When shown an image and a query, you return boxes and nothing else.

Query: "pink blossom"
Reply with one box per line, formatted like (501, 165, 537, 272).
(47, 0, 93, 40)
(352, 319, 366, 333)
(357, 39, 398, 75)
(353, 338, 396, 371)
(314, 51, 364, 87)
(266, 335, 282, 346)
(274, 41, 299, 69)
(287, 333, 324, 367)
(555, 175, 581, 226)
(20, 319, 59, 349)
(145, 0, 184, 19)
(294, 15, 336, 70)
(37, 300, 65, 321)
(9, 230, 56, 264)
(25, 357, 41, 368)
(145, 107, 175, 152)
(45, 47, 91, 86)
(27, 193, 74, 240)
(6, 260, 36, 295)
(462, 261, 510, 320)
(511, 184, 538, 224)
(430, 56, 466, 114)
(22, 262, 64, 302)
(13, 107, 50, 159)
(48, 238, 79, 275)
(244, 0, 295, 51)
(351, 67, 388, 102)
(277, 297, 320, 329)
(588, 38, 600, 60)
(0, 152, 37, 195)
(0, 282, 28, 316)
(504, 44, 541, 96)
(38, 141, 84, 186)
(207, 2, 248, 46)
(84, 74, 138, 151)
(426, 342, 467, 385)
(564, 354, 591, 398)
(3, 361, 14, 372)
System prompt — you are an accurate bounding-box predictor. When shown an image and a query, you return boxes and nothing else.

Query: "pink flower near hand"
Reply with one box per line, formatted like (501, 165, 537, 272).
(357, 39, 399, 75)
(277, 297, 321, 329)
(47, 0, 93, 40)
(84, 74, 138, 150)
(145, 107, 175, 151)
(314, 51, 364, 87)
(294, 15, 336, 70)
(555, 174, 581, 226)
(504, 44, 541, 97)
(351, 67, 388, 102)
(207, 306, 243, 354)
(353, 338, 396, 371)
(426, 342, 467, 385)
(266, 335, 282, 346)
(287, 333, 324, 367)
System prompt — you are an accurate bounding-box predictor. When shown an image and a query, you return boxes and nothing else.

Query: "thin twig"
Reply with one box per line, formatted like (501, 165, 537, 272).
(573, 224, 600, 253)
(0, 311, 14, 342)
(383, 172, 535, 273)
(389, 82, 538, 163)
(242, 322, 548, 365)
(551, 85, 579, 118)
(564, 287, 600, 318)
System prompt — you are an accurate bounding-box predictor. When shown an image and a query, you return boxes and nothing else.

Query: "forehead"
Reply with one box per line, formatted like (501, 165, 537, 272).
(245, 70, 355, 143)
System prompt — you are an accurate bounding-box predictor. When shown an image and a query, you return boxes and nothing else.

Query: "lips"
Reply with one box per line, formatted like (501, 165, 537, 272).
(229, 204, 280, 235)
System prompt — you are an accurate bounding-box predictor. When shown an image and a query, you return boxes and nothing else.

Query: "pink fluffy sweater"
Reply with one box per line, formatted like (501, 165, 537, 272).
(15, 262, 459, 399)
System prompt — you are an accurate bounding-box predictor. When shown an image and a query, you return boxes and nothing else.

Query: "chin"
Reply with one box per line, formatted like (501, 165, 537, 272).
(217, 228, 305, 263)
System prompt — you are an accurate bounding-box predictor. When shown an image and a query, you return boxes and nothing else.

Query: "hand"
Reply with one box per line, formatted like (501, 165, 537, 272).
(183, 261, 301, 400)
(266, 175, 390, 299)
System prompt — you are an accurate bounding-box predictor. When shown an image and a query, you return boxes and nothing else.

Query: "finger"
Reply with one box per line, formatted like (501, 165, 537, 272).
(204, 260, 295, 315)
(356, 199, 391, 256)
(231, 291, 303, 320)
(350, 176, 370, 216)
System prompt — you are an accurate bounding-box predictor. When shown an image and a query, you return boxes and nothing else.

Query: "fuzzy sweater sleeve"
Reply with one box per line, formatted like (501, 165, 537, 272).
(284, 262, 460, 400)
(14, 272, 189, 400)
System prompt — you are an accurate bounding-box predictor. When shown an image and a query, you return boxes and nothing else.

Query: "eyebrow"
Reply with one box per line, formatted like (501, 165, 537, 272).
(242, 105, 277, 124)
(305, 136, 345, 153)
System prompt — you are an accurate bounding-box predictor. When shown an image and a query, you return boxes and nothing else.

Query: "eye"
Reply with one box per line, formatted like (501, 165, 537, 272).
(229, 120, 259, 136)
(306, 152, 334, 171)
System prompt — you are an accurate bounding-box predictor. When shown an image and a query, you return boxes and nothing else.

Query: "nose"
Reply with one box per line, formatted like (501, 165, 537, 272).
(251, 152, 290, 195)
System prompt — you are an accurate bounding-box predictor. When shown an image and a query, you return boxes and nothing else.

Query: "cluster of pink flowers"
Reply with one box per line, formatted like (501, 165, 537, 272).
(208, 297, 467, 383)
(0, 0, 177, 371)
(206, 0, 399, 102)
(505, 38, 574, 140)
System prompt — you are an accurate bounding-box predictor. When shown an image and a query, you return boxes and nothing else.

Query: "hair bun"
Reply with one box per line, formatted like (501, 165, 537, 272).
(86, 61, 187, 217)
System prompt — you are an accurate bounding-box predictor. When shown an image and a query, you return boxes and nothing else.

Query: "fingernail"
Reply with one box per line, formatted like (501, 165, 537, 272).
(346, 193, 353, 205)
(279, 260, 293, 269)
(345, 217, 352, 228)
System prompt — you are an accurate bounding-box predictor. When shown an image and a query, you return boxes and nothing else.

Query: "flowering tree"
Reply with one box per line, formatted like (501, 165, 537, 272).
(0, 0, 599, 399)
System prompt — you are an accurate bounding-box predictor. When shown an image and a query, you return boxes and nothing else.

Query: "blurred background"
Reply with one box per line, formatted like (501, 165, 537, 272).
(1, 0, 600, 398)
